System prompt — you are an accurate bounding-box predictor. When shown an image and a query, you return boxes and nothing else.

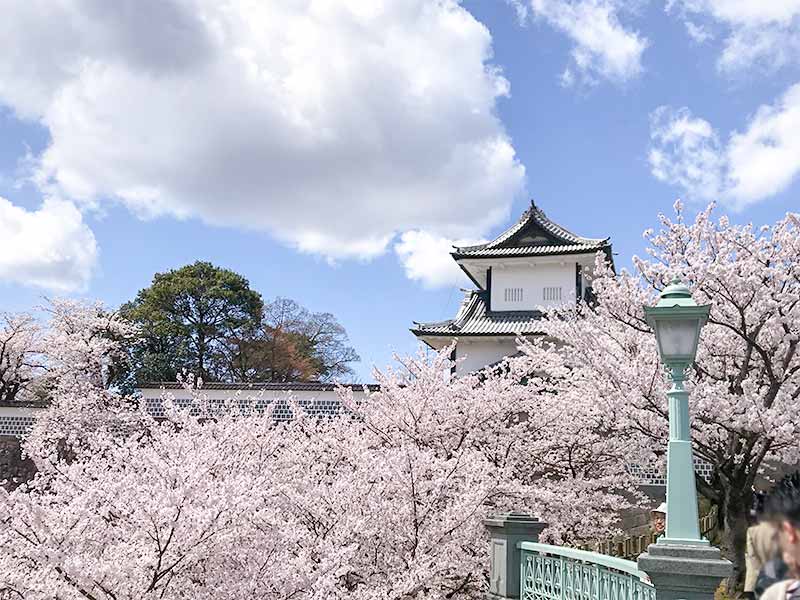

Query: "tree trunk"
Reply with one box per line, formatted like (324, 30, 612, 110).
(717, 486, 750, 594)
(197, 331, 206, 386)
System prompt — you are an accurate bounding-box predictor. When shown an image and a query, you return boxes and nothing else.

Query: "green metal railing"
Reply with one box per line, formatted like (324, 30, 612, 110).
(519, 542, 655, 600)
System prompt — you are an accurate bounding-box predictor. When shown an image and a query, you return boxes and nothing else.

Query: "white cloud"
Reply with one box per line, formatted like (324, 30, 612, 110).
(560, 68, 577, 88)
(667, 0, 800, 73)
(527, 0, 648, 85)
(717, 24, 800, 74)
(0, 197, 97, 291)
(649, 83, 800, 209)
(0, 0, 525, 281)
(506, 0, 531, 23)
(684, 21, 713, 43)
(670, 0, 800, 24)
(726, 84, 800, 202)
(649, 107, 725, 200)
(394, 231, 485, 288)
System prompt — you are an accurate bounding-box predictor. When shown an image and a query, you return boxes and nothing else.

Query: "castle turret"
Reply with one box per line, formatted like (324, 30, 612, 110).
(411, 201, 613, 373)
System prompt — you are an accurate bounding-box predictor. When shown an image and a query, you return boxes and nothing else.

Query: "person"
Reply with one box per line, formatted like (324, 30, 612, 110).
(650, 502, 667, 539)
(636, 502, 668, 587)
(760, 473, 800, 600)
(746, 491, 780, 599)
(756, 558, 790, 599)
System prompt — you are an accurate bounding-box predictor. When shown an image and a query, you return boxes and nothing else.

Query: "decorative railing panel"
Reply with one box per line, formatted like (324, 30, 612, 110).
(519, 542, 655, 600)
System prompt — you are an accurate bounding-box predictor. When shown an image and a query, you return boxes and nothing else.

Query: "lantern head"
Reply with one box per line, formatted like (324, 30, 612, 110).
(644, 279, 710, 370)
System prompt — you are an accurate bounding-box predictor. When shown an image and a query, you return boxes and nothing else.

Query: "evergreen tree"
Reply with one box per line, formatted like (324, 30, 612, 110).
(122, 261, 263, 384)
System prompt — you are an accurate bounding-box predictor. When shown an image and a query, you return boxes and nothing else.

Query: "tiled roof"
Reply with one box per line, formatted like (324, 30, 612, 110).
(141, 382, 380, 392)
(452, 241, 608, 259)
(0, 398, 49, 408)
(453, 201, 609, 259)
(411, 291, 546, 337)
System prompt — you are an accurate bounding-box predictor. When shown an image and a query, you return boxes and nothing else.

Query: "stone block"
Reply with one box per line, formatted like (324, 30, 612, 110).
(485, 512, 547, 600)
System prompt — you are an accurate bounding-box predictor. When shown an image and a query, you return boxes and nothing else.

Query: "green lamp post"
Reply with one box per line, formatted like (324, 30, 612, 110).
(644, 278, 710, 545)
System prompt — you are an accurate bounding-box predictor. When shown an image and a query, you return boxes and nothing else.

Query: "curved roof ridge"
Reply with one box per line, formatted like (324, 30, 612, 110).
(452, 200, 608, 255)
(529, 203, 607, 245)
(451, 290, 483, 329)
(454, 206, 532, 253)
(411, 290, 476, 331)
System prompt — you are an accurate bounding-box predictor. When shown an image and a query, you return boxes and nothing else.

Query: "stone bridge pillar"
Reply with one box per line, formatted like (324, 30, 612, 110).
(0, 435, 36, 490)
(484, 512, 547, 600)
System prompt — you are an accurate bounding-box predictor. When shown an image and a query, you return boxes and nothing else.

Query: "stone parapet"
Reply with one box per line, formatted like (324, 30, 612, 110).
(0, 435, 36, 490)
(485, 512, 547, 600)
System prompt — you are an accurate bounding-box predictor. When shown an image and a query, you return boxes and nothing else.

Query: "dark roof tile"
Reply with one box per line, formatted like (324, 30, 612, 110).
(140, 382, 380, 392)
(411, 291, 547, 337)
(452, 201, 609, 258)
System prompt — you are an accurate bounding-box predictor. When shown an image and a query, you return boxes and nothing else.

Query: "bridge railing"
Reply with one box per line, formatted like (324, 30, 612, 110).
(485, 512, 729, 600)
(519, 542, 655, 600)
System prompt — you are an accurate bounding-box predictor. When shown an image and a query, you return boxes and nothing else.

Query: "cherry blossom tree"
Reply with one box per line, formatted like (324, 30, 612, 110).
(23, 299, 141, 466)
(0, 299, 136, 410)
(5, 203, 794, 595)
(518, 202, 800, 587)
(1, 325, 641, 599)
(0, 312, 43, 405)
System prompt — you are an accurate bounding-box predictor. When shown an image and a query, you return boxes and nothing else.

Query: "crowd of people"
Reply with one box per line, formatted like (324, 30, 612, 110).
(743, 474, 800, 600)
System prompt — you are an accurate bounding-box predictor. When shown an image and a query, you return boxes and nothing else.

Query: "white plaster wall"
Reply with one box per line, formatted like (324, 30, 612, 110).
(0, 406, 37, 437)
(455, 338, 518, 373)
(0, 407, 36, 418)
(491, 263, 576, 311)
(0, 389, 372, 438)
(139, 387, 369, 420)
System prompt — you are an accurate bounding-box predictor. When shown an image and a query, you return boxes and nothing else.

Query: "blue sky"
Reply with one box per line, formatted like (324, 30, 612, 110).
(0, 1, 799, 381)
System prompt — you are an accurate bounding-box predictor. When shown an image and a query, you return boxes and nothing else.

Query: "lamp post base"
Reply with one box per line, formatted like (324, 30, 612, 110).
(638, 543, 732, 600)
(657, 536, 709, 546)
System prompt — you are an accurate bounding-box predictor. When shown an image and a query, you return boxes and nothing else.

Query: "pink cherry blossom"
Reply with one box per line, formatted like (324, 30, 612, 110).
(516, 202, 800, 586)
(1, 310, 639, 599)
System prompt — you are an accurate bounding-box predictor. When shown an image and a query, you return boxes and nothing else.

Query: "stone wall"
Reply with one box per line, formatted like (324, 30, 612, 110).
(0, 435, 36, 490)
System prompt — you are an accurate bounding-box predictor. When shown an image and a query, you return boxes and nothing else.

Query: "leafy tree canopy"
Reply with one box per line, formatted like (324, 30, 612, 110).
(121, 261, 264, 384)
(228, 297, 360, 383)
